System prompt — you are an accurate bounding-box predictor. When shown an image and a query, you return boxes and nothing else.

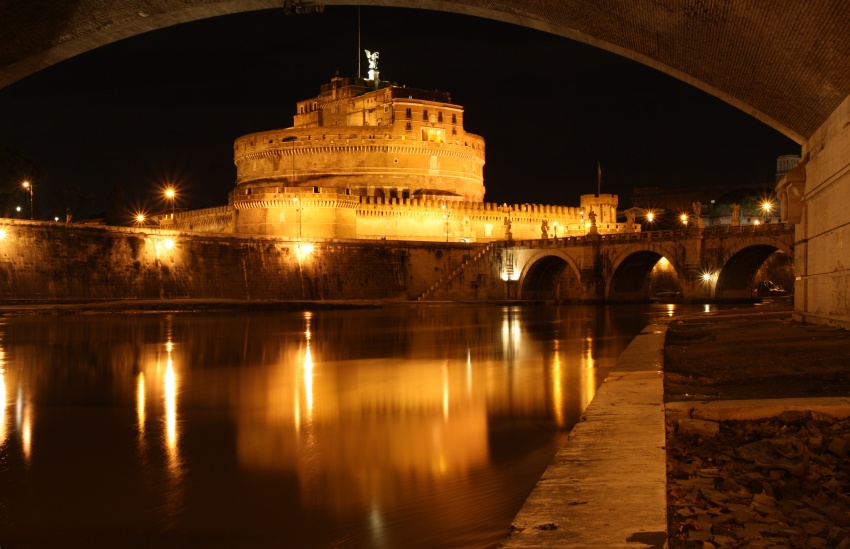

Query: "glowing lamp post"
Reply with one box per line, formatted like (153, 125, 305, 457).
(553, 221, 558, 239)
(646, 211, 654, 223)
(442, 204, 450, 242)
(22, 180, 33, 220)
(762, 201, 772, 223)
(680, 213, 689, 227)
(294, 197, 302, 238)
(165, 188, 176, 218)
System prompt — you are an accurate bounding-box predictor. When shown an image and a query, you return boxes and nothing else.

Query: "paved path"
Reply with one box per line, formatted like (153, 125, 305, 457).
(502, 324, 668, 548)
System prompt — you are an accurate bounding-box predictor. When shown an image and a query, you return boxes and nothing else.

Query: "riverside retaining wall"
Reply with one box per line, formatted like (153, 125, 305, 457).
(0, 220, 491, 301)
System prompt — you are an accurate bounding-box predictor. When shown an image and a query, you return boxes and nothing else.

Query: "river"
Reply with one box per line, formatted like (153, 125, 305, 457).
(0, 302, 736, 548)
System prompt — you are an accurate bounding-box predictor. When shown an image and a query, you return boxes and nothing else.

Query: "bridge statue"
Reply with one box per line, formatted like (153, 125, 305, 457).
(692, 201, 704, 228)
(626, 210, 636, 224)
(541, 219, 549, 239)
(504, 215, 513, 241)
(731, 203, 741, 226)
(587, 210, 599, 235)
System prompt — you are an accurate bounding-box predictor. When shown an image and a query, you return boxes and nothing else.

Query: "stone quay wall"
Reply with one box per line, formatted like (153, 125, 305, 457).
(0, 220, 492, 302)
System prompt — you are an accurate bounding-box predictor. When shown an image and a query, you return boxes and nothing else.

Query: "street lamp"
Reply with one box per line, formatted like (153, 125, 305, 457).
(680, 213, 689, 227)
(442, 204, 450, 242)
(165, 188, 176, 218)
(22, 180, 33, 220)
(761, 201, 772, 223)
(294, 197, 302, 238)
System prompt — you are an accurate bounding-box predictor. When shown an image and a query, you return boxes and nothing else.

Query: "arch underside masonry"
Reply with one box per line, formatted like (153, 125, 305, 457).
(2, 1, 849, 142)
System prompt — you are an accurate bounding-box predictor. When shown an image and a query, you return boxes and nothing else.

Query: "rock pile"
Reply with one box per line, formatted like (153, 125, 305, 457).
(667, 411, 850, 548)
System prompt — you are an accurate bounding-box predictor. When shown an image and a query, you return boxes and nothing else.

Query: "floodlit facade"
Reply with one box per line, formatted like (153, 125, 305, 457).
(168, 68, 638, 241)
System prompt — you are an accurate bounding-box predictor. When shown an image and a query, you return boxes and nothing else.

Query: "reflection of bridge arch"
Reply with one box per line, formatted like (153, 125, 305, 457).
(607, 243, 681, 301)
(517, 251, 582, 302)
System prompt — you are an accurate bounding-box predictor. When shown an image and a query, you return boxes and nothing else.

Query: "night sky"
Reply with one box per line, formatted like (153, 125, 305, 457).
(0, 6, 800, 220)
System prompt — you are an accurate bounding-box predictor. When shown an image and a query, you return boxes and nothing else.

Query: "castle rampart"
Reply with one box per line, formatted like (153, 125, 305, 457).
(233, 128, 485, 202)
(173, 191, 639, 242)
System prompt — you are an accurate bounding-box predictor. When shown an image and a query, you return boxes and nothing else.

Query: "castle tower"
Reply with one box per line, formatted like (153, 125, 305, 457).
(230, 70, 486, 236)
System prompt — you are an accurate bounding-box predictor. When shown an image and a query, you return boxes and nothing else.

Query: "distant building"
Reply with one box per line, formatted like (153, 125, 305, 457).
(775, 154, 801, 183)
(628, 157, 795, 230)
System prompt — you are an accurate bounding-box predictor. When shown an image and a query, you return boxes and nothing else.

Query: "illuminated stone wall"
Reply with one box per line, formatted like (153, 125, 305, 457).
(178, 189, 639, 242)
(783, 93, 850, 328)
(233, 129, 485, 202)
(0, 221, 488, 301)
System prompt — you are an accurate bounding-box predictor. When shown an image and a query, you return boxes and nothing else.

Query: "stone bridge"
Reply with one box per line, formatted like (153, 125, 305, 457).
(492, 224, 794, 303)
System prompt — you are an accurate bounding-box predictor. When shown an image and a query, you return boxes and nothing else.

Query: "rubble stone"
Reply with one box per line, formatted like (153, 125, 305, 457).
(667, 415, 850, 548)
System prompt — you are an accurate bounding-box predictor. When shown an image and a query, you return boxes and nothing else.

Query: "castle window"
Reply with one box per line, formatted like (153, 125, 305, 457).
(438, 112, 443, 122)
(452, 113, 457, 124)
(405, 108, 411, 119)
(421, 128, 445, 143)
(384, 105, 389, 113)
(405, 122, 412, 131)
(422, 109, 429, 121)
(452, 128, 457, 135)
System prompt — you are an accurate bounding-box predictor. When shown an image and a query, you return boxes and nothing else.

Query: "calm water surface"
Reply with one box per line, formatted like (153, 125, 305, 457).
(1, 303, 713, 548)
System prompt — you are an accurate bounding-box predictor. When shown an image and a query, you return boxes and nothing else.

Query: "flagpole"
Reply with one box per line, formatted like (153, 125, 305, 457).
(358, 7, 361, 78)
(597, 161, 601, 196)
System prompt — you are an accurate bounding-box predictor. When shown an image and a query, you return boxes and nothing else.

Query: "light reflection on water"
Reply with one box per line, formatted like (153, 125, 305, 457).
(0, 303, 732, 548)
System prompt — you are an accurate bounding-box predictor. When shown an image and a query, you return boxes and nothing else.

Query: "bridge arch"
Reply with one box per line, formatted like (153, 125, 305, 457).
(715, 244, 791, 301)
(516, 251, 583, 302)
(607, 245, 683, 302)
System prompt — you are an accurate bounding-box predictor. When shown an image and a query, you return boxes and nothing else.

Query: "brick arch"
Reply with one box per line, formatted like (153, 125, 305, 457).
(3, 1, 850, 141)
(516, 250, 583, 302)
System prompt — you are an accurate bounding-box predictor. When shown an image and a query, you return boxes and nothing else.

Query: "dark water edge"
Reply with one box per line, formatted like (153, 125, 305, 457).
(0, 302, 779, 548)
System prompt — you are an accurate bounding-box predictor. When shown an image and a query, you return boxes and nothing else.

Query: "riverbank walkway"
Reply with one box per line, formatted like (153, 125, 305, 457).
(502, 323, 668, 548)
(502, 304, 850, 548)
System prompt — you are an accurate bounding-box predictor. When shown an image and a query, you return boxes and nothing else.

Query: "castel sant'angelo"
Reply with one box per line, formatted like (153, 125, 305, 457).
(164, 53, 639, 241)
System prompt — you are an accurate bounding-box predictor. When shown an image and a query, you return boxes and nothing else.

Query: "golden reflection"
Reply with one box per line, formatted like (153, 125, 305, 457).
(164, 356, 178, 467)
(552, 345, 565, 428)
(0, 367, 6, 446)
(667, 304, 676, 317)
(137, 372, 146, 436)
(17, 384, 32, 463)
(301, 312, 314, 421)
(442, 362, 450, 420)
(581, 337, 596, 410)
(303, 343, 314, 415)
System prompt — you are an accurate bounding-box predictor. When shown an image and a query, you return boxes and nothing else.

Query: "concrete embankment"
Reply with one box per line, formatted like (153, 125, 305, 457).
(502, 324, 669, 548)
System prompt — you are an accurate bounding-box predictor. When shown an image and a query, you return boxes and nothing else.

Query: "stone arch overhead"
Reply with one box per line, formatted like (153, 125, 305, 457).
(515, 249, 582, 300)
(3, 1, 850, 142)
